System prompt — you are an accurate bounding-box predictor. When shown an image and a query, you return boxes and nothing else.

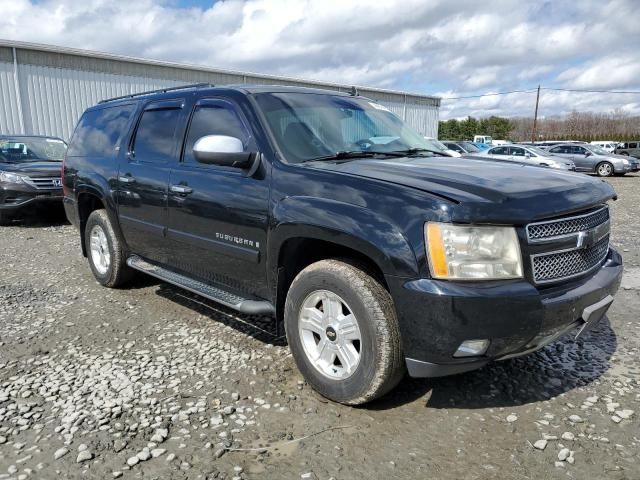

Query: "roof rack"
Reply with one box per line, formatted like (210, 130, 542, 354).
(98, 83, 214, 104)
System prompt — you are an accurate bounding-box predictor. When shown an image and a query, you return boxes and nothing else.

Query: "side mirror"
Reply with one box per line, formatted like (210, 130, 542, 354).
(525, 152, 531, 158)
(585, 151, 592, 157)
(193, 135, 254, 168)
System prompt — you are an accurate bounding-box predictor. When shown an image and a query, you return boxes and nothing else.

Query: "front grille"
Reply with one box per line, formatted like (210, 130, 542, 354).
(527, 206, 609, 241)
(532, 235, 610, 284)
(24, 176, 62, 190)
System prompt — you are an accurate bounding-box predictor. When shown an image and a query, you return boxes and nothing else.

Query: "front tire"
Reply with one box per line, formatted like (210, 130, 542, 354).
(85, 209, 133, 287)
(285, 259, 404, 405)
(596, 162, 614, 177)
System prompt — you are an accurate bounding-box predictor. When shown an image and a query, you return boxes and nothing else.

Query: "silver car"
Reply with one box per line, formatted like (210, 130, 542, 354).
(475, 144, 576, 170)
(547, 143, 636, 177)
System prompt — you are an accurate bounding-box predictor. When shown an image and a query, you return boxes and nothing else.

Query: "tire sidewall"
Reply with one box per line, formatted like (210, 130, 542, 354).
(285, 265, 381, 403)
(596, 162, 613, 177)
(85, 213, 116, 286)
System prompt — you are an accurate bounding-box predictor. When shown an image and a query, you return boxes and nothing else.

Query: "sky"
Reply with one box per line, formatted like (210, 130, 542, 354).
(1, 0, 639, 119)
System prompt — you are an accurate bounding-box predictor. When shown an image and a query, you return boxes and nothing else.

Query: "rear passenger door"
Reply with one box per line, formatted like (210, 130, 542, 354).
(166, 98, 270, 297)
(117, 99, 186, 262)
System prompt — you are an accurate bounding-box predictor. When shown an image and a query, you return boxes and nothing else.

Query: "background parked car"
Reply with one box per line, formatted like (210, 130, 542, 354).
(441, 140, 482, 155)
(423, 137, 462, 157)
(590, 141, 618, 153)
(0, 135, 67, 225)
(470, 142, 491, 151)
(476, 144, 576, 170)
(547, 143, 637, 176)
(615, 141, 640, 159)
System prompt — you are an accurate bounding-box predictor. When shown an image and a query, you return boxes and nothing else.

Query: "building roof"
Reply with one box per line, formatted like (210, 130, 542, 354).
(0, 39, 439, 104)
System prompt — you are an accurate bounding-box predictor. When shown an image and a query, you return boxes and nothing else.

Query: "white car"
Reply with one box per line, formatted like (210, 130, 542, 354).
(424, 137, 461, 157)
(475, 144, 576, 170)
(590, 141, 618, 153)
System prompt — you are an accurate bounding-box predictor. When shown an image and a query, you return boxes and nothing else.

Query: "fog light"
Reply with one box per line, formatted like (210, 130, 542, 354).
(454, 339, 489, 358)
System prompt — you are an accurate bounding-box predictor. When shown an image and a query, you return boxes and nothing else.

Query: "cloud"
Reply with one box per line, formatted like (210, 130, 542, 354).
(1, 0, 639, 118)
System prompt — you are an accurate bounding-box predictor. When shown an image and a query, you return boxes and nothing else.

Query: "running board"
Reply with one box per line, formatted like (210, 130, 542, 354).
(126, 255, 275, 316)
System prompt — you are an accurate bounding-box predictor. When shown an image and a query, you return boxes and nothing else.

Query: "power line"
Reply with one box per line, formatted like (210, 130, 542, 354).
(542, 87, 640, 94)
(441, 89, 537, 100)
(441, 86, 640, 101)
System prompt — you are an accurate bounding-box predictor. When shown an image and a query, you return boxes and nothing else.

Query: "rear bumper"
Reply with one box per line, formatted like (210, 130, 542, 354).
(387, 247, 623, 377)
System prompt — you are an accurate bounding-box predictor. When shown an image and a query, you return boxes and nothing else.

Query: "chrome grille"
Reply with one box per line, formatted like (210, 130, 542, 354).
(24, 176, 62, 190)
(527, 206, 609, 241)
(532, 235, 610, 284)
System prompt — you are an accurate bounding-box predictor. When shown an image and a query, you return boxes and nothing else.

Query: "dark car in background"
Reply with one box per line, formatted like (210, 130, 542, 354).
(0, 135, 67, 225)
(441, 140, 482, 155)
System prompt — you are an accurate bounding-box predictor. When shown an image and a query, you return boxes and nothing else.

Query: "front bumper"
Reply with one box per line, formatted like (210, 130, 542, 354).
(0, 184, 63, 215)
(386, 247, 623, 377)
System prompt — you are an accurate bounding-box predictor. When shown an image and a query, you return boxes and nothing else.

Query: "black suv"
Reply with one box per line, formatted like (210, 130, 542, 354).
(0, 135, 67, 225)
(63, 84, 622, 405)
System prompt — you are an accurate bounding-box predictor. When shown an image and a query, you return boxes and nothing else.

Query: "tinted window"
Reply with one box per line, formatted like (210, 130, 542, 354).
(183, 103, 250, 165)
(510, 147, 525, 156)
(489, 146, 508, 155)
(68, 105, 135, 157)
(630, 142, 638, 149)
(132, 108, 182, 162)
(571, 146, 586, 154)
(549, 145, 569, 154)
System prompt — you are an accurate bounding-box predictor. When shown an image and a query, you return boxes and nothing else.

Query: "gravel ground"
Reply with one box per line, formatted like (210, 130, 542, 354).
(1, 175, 639, 480)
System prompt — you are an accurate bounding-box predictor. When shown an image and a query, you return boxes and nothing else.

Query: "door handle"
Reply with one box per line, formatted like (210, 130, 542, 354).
(169, 184, 193, 194)
(119, 175, 136, 184)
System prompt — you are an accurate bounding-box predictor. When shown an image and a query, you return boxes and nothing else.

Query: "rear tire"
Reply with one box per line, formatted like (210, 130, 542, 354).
(85, 209, 134, 287)
(596, 162, 614, 177)
(285, 259, 405, 405)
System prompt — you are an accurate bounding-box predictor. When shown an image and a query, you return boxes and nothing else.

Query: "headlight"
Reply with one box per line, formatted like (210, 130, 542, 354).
(426, 223, 523, 280)
(622, 158, 630, 166)
(0, 171, 27, 184)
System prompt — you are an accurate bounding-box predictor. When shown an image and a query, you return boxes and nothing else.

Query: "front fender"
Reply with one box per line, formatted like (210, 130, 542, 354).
(270, 196, 418, 277)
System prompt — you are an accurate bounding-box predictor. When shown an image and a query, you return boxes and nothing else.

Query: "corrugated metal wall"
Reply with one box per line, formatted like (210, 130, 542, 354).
(0, 43, 440, 141)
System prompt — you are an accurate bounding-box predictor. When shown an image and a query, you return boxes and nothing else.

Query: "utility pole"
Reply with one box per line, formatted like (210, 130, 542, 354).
(531, 85, 540, 143)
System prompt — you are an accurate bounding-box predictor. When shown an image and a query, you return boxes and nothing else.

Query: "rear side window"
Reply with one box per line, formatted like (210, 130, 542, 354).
(183, 103, 251, 165)
(68, 104, 135, 157)
(132, 108, 182, 162)
(489, 147, 508, 155)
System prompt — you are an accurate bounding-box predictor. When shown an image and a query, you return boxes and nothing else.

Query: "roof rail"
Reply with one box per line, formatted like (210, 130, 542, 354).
(98, 83, 214, 104)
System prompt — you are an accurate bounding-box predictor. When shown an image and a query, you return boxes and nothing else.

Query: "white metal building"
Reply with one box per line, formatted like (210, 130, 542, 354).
(0, 40, 440, 141)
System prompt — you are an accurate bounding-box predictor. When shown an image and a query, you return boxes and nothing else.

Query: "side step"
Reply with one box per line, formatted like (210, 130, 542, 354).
(126, 255, 275, 316)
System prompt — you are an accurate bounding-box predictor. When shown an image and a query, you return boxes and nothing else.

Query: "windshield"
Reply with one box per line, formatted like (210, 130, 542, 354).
(587, 145, 608, 155)
(460, 141, 481, 153)
(528, 146, 549, 156)
(423, 138, 448, 151)
(254, 92, 435, 163)
(0, 137, 67, 163)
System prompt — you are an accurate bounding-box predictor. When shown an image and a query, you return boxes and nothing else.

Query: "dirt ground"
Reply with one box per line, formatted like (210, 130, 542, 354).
(0, 175, 638, 480)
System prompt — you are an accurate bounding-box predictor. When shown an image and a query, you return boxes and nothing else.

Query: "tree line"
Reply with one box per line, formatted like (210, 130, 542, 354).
(439, 111, 640, 142)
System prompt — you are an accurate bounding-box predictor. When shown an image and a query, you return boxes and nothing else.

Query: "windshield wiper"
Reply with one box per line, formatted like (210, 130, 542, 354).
(389, 148, 446, 156)
(304, 150, 407, 162)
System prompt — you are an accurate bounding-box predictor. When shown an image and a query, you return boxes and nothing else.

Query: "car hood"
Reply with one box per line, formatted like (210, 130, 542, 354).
(0, 161, 62, 177)
(309, 156, 616, 224)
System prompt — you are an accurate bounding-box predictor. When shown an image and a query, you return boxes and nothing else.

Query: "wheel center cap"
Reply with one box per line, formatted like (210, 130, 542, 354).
(325, 326, 337, 342)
